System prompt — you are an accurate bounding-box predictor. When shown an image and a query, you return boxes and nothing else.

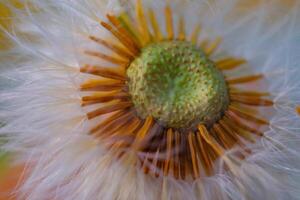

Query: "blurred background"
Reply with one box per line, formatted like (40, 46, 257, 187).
(0, 1, 23, 199)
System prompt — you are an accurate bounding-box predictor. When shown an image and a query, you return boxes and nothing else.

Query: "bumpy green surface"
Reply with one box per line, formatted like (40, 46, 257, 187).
(127, 41, 229, 129)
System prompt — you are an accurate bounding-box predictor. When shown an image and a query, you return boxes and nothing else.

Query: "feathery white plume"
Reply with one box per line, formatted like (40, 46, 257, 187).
(1, 0, 300, 199)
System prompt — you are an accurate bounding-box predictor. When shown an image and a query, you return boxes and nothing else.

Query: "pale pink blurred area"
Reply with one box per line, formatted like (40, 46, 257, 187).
(0, 165, 26, 200)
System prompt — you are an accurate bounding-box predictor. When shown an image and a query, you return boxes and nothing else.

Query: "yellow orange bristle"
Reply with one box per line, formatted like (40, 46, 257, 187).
(198, 125, 224, 156)
(219, 120, 241, 143)
(84, 50, 129, 65)
(200, 39, 209, 50)
(224, 111, 263, 136)
(165, 5, 174, 40)
(227, 74, 264, 84)
(87, 101, 132, 120)
(89, 36, 135, 59)
(100, 21, 140, 55)
(195, 131, 213, 174)
(80, 65, 126, 80)
(229, 105, 269, 125)
(80, 79, 124, 91)
(81, 91, 129, 107)
(205, 37, 222, 56)
(213, 123, 235, 149)
(97, 111, 136, 138)
(177, 16, 186, 41)
(82, 91, 128, 102)
(223, 116, 256, 142)
(230, 95, 274, 106)
(174, 131, 181, 179)
(136, 0, 151, 45)
(229, 89, 270, 97)
(132, 116, 154, 149)
(190, 25, 201, 45)
(297, 107, 300, 115)
(148, 9, 163, 42)
(216, 58, 246, 70)
(118, 12, 144, 46)
(106, 14, 142, 49)
(117, 117, 141, 137)
(188, 132, 200, 178)
(90, 110, 128, 135)
(163, 128, 173, 176)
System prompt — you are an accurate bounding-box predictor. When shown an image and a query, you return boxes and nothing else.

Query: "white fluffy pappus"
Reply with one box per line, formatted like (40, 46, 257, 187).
(1, 0, 300, 199)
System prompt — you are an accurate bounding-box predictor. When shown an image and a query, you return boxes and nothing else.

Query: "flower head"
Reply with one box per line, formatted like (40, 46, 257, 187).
(1, 0, 300, 199)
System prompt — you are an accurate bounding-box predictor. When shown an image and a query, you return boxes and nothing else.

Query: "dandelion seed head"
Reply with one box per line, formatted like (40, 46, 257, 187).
(1, 0, 300, 199)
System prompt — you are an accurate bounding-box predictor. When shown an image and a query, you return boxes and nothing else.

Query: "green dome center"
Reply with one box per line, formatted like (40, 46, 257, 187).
(126, 41, 229, 129)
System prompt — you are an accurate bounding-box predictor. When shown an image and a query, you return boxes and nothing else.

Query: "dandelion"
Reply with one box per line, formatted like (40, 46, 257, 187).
(1, 0, 300, 199)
